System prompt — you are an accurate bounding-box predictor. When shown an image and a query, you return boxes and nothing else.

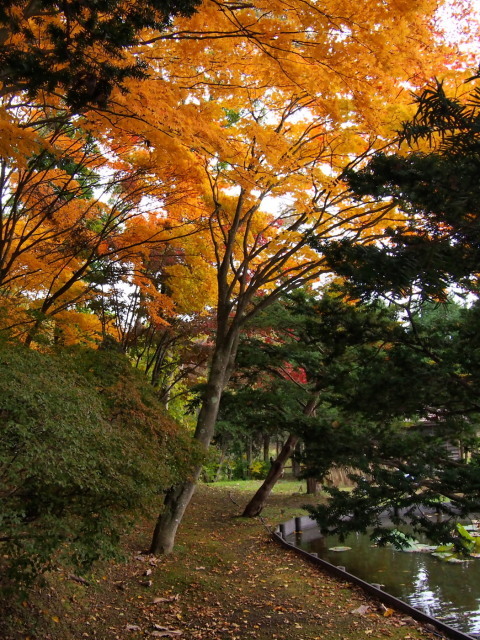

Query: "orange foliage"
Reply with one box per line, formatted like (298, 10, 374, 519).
(0, 0, 477, 346)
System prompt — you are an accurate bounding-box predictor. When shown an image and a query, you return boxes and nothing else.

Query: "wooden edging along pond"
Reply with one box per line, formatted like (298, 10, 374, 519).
(272, 515, 475, 640)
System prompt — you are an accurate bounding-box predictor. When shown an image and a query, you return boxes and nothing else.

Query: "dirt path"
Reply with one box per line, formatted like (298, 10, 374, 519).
(2, 485, 438, 640)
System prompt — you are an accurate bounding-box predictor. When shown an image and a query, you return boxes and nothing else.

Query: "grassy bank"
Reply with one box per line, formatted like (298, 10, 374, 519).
(211, 478, 308, 495)
(1, 483, 437, 640)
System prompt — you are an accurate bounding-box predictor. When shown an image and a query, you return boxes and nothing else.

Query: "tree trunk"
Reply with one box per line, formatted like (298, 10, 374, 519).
(306, 477, 318, 494)
(149, 474, 200, 554)
(263, 435, 270, 462)
(242, 434, 299, 517)
(246, 436, 252, 478)
(149, 335, 238, 554)
(291, 441, 302, 478)
(214, 448, 227, 482)
(241, 394, 319, 518)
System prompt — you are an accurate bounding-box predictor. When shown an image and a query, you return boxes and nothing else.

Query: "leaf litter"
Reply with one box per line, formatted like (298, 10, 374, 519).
(2, 486, 440, 640)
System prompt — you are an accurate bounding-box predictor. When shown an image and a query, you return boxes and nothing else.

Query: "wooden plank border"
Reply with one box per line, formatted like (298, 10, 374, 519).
(272, 518, 475, 640)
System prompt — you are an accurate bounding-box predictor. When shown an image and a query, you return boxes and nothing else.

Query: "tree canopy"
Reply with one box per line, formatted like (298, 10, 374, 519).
(1, 0, 479, 568)
(318, 69, 480, 300)
(305, 73, 480, 547)
(0, 0, 200, 109)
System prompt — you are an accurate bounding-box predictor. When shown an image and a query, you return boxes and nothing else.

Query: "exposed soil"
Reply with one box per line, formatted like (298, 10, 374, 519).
(1, 485, 440, 640)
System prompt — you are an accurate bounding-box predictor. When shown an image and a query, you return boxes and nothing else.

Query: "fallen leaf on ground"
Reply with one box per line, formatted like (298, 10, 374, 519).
(151, 624, 183, 637)
(152, 595, 180, 604)
(351, 605, 370, 615)
(68, 574, 90, 586)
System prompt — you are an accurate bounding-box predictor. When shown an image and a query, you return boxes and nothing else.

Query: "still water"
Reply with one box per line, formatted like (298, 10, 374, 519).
(289, 526, 480, 637)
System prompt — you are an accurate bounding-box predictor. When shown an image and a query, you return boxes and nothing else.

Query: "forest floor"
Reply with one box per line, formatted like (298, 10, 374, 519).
(2, 482, 440, 640)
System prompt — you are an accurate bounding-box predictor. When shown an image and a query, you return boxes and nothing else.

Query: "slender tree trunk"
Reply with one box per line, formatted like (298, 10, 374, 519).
(306, 477, 318, 494)
(149, 473, 200, 554)
(263, 435, 270, 462)
(246, 436, 252, 478)
(241, 394, 319, 517)
(291, 441, 302, 478)
(149, 336, 238, 554)
(214, 448, 227, 482)
(242, 433, 299, 517)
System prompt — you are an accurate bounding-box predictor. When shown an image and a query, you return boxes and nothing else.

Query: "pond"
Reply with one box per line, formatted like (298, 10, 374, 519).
(289, 526, 480, 637)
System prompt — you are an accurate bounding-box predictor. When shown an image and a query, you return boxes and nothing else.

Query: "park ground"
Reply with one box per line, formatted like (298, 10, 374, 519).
(1, 481, 440, 640)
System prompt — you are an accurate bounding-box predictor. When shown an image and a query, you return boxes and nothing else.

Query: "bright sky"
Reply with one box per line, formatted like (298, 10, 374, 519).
(437, 0, 480, 54)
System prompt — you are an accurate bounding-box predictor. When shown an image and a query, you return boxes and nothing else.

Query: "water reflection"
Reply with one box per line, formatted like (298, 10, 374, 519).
(291, 528, 480, 636)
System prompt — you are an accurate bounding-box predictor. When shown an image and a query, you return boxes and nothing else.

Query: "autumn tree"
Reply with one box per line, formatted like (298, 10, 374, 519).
(144, 0, 465, 548)
(148, 108, 401, 552)
(0, 0, 463, 349)
(0, 0, 200, 110)
(143, 0, 480, 553)
(0, 105, 198, 345)
(0, 40, 215, 346)
(116, 302, 212, 408)
(0, 0, 211, 346)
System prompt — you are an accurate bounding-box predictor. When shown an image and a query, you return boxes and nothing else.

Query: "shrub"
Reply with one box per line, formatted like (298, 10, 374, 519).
(0, 341, 195, 590)
(249, 460, 270, 479)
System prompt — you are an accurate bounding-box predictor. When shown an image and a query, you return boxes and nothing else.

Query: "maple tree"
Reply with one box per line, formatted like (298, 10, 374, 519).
(0, 0, 211, 346)
(0, 0, 477, 559)
(147, 108, 401, 551)
(0, 108, 178, 345)
(0, 67, 214, 345)
(135, 0, 475, 553)
(0, 0, 465, 350)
